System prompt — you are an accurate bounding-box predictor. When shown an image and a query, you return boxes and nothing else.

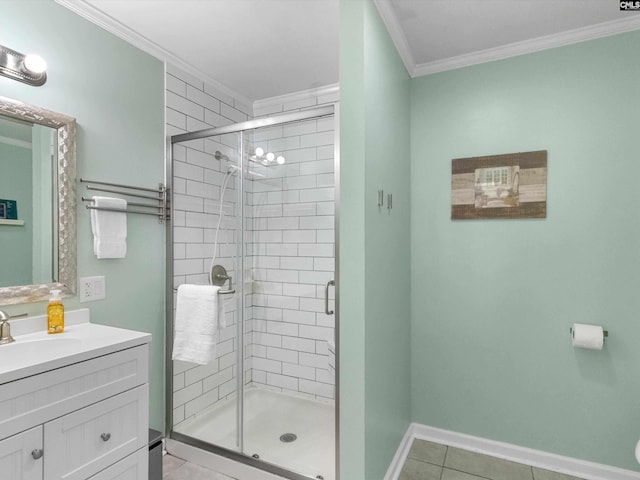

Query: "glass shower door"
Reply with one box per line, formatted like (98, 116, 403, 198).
(240, 117, 336, 480)
(170, 105, 337, 480)
(171, 131, 244, 453)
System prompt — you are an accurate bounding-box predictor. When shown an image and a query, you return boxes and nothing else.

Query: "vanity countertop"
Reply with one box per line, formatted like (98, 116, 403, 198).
(0, 308, 151, 384)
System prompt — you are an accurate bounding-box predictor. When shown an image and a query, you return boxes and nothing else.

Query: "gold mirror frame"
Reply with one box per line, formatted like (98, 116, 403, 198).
(0, 96, 76, 305)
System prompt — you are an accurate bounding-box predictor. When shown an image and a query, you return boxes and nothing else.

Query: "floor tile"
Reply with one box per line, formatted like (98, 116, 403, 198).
(163, 462, 236, 480)
(407, 439, 448, 466)
(532, 467, 585, 480)
(163, 454, 186, 476)
(399, 458, 443, 480)
(444, 447, 533, 480)
(441, 468, 490, 480)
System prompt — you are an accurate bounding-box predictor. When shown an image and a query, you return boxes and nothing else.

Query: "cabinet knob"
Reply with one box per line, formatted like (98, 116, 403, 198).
(31, 449, 43, 460)
(100, 433, 111, 442)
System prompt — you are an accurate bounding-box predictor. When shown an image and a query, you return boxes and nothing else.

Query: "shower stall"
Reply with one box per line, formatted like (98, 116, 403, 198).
(166, 105, 338, 480)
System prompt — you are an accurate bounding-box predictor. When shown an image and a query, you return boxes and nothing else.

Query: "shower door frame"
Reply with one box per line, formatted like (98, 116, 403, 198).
(166, 104, 340, 480)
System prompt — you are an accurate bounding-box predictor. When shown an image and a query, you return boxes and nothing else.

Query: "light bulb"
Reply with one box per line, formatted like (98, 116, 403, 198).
(266, 152, 275, 162)
(254, 147, 264, 157)
(23, 54, 46, 74)
(276, 156, 285, 165)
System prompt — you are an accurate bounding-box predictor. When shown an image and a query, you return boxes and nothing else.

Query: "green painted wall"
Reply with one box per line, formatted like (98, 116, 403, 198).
(339, 0, 367, 476)
(0, 142, 33, 287)
(340, 0, 411, 477)
(1, 0, 165, 431)
(410, 30, 640, 470)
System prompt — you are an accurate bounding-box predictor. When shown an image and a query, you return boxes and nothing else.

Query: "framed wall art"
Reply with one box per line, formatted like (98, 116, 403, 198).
(451, 150, 547, 220)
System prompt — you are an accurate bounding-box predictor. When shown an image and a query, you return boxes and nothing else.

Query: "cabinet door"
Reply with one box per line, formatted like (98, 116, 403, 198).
(0, 426, 43, 480)
(44, 385, 148, 480)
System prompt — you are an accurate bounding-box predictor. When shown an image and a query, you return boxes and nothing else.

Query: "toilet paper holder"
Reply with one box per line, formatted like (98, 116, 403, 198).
(569, 327, 608, 338)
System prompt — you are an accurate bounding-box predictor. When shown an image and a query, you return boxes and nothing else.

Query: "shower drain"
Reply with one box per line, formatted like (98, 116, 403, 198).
(279, 433, 297, 443)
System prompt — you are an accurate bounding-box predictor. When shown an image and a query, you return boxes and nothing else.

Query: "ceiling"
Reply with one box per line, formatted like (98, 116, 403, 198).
(380, 0, 640, 76)
(57, 0, 640, 104)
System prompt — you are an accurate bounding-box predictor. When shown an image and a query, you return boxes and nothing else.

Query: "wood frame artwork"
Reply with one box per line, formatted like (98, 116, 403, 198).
(451, 150, 547, 220)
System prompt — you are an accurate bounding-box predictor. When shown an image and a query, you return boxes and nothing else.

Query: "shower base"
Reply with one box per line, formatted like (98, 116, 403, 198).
(175, 386, 335, 480)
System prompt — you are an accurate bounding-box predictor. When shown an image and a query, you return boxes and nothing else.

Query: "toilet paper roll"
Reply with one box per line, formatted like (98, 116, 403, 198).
(571, 323, 604, 350)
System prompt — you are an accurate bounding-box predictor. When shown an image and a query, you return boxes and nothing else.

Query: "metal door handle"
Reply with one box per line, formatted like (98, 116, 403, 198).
(324, 280, 335, 315)
(31, 449, 43, 460)
(101, 433, 111, 442)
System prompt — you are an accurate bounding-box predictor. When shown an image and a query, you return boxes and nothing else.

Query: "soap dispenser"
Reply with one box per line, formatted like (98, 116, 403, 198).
(47, 289, 64, 334)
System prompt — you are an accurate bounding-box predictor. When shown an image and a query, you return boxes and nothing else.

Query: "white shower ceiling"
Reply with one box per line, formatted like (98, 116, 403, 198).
(59, 0, 640, 103)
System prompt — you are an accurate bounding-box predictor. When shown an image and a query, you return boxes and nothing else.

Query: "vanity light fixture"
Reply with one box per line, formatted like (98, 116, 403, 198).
(0, 44, 47, 87)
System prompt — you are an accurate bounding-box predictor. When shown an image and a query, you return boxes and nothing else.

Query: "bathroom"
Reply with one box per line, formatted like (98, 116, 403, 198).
(1, 1, 640, 480)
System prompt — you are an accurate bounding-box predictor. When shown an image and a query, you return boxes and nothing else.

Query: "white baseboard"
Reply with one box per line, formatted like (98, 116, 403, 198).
(385, 423, 640, 480)
(384, 425, 416, 480)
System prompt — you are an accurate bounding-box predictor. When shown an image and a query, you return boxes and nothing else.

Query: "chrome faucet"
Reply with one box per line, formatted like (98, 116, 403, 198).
(0, 310, 27, 345)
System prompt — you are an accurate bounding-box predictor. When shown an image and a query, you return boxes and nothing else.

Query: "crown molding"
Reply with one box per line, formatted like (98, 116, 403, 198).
(414, 15, 640, 77)
(254, 83, 339, 111)
(54, 0, 253, 106)
(373, 0, 415, 77)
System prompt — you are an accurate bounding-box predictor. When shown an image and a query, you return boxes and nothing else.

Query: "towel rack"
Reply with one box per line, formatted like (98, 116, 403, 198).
(173, 286, 235, 295)
(173, 265, 236, 295)
(80, 178, 169, 223)
(210, 265, 236, 294)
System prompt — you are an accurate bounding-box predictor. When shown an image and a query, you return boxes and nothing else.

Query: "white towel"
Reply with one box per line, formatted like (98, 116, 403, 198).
(172, 284, 225, 365)
(90, 196, 127, 259)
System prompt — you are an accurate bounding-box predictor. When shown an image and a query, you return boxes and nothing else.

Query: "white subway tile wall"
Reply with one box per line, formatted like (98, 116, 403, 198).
(169, 64, 336, 430)
(247, 98, 335, 402)
(169, 64, 245, 430)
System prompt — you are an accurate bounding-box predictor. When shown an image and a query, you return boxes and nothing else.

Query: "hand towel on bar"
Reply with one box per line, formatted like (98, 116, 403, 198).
(172, 284, 224, 365)
(90, 196, 127, 259)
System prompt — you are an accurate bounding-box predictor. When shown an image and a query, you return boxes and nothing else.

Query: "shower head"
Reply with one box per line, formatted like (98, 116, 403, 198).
(215, 150, 266, 178)
(225, 161, 265, 178)
(214, 150, 230, 162)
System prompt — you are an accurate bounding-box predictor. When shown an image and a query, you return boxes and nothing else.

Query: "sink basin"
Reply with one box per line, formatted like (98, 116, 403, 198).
(0, 337, 82, 371)
(0, 311, 151, 384)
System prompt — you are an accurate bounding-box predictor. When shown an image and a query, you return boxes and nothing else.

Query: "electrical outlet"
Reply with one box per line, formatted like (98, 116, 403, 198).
(79, 276, 106, 303)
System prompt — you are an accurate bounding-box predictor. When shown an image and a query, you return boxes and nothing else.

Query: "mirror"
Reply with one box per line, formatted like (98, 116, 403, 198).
(0, 118, 57, 287)
(0, 96, 76, 305)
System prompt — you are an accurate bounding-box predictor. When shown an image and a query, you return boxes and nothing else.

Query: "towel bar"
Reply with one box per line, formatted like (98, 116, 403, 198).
(172, 265, 235, 295)
(173, 287, 235, 295)
(80, 178, 168, 222)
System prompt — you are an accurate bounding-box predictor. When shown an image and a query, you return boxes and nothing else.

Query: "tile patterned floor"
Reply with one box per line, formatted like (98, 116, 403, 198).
(399, 439, 586, 480)
(163, 440, 587, 480)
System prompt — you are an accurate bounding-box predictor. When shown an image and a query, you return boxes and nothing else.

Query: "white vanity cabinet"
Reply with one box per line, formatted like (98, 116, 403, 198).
(0, 315, 151, 480)
(0, 426, 42, 480)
